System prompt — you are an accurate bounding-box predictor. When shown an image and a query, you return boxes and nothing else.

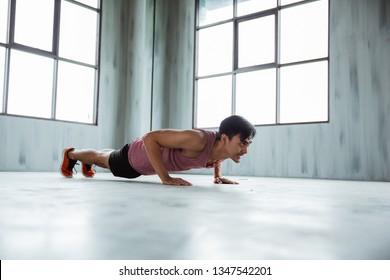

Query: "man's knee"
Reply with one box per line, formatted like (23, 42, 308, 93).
(97, 150, 111, 168)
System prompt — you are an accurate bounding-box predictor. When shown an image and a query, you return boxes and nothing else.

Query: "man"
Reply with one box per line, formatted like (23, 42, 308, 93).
(60, 115, 256, 186)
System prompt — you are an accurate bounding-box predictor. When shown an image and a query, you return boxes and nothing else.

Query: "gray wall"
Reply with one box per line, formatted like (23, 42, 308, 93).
(120, 0, 195, 141)
(1, 0, 389, 182)
(123, 0, 154, 142)
(151, 0, 195, 130)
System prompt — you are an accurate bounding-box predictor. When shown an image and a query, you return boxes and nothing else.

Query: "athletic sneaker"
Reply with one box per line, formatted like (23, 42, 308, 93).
(82, 163, 95, 178)
(60, 147, 77, 178)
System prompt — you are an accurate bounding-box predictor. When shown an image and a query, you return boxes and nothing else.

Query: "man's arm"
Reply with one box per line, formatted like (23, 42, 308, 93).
(214, 163, 239, 184)
(142, 129, 206, 186)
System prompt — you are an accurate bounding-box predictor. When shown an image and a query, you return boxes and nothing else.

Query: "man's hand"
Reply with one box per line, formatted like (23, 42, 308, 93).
(214, 177, 239, 184)
(163, 177, 192, 186)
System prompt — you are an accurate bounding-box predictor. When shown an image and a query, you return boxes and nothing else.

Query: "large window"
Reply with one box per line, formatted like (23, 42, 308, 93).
(195, 0, 329, 128)
(0, 0, 101, 124)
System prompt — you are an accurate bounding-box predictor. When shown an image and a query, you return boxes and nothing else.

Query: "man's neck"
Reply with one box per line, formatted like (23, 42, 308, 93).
(209, 140, 228, 161)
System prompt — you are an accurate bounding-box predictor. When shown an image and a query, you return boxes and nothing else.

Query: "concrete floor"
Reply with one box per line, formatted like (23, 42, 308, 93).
(0, 172, 389, 260)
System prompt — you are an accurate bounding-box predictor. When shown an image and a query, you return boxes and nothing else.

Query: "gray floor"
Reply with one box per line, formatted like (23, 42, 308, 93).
(0, 172, 389, 260)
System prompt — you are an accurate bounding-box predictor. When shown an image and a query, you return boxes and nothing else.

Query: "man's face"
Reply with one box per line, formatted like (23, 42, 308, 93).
(224, 134, 253, 163)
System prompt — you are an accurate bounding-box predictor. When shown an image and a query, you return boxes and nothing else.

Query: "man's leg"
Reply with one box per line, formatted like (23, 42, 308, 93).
(61, 148, 115, 178)
(68, 149, 114, 169)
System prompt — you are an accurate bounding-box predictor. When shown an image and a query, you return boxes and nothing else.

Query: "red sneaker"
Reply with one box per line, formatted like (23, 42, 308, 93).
(82, 163, 95, 178)
(60, 148, 77, 178)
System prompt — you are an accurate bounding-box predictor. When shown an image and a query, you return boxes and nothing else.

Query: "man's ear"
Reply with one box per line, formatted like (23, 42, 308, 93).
(220, 133, 229, 144)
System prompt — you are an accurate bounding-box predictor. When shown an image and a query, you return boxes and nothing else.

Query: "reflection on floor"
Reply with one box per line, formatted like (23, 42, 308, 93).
(0, 172, 389, 260)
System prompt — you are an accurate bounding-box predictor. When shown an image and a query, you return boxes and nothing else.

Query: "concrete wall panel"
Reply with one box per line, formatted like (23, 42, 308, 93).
(152, 0, 195, 130)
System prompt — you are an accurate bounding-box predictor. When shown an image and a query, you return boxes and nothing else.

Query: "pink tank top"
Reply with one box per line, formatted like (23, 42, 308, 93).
(128, 130, 221, 175)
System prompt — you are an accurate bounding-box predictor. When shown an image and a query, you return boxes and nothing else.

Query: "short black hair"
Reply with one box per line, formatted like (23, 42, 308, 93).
(217, 115, 256, 142)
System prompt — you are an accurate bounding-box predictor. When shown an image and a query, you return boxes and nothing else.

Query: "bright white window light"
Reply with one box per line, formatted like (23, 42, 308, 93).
(198, 23, 233, 77)
(0, 0, 8, 43)
(77, 0, 99, 8)
(237, 0, 276, 16)
(14, 0, 54, 51)
(56, 61, 95, 123)
(280, 61, 328, 123)
(8, 50, 53, 118)
(238, 15, 275, 68)
(196, 75, 232, 128)
(281, 0, 328, 64)
(198, 0, 233, 26)
(236, 69, 276, 125)
(281, 0, 305, 5)
(60, 1, 98, 65)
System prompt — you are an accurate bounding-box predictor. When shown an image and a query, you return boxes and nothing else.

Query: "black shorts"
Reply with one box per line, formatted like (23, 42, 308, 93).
(109, 144, 141, 179)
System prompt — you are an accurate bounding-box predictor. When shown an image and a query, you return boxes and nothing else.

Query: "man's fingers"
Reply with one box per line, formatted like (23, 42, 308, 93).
(177, 178, 192, 186)
(214, 177, 239, 184)
(164, 177, 192, 186)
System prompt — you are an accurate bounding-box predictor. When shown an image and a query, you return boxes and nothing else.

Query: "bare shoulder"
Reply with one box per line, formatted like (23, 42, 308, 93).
(178, 129, 207, 157)
(188, 129, 206, 139)
(144, 129, 206, 151)
(181, 129, 207, 151)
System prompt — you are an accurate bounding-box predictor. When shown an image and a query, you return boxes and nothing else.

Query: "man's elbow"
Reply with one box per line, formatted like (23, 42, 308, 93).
(142, 132, 159, 147)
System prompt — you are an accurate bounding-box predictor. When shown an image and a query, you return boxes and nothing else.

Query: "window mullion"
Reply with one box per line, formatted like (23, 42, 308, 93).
(8, 0, 15, 44)
(51, 0, 61, 119)
(276, 3, 281, 124)
(93, 7, 102, 124)
(51, 60, 58, 119)
(232, 22, 238, 115)
(53, 0, 61, 56)
(232, 73, 236, 115)
(3, 48, 10, 113)
(92, 68, 98, 124)
(3, 0, 15, 114)
(232, 0, 238, 115)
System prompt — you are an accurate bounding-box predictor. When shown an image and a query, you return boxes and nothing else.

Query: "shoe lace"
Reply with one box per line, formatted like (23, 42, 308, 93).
(73, 163, 79, 175)
(67, 161, 78, 175)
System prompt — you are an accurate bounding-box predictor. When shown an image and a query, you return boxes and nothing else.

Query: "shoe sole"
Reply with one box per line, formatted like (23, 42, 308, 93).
(82, 172, 94, 178)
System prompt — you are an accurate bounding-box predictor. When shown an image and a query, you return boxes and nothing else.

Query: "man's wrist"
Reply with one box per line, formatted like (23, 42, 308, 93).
(159, 173, 172, 182)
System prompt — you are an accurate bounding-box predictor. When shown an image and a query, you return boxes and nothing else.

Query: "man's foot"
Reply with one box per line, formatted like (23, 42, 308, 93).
(82, 163, 95, 178)
(60, 148, 77, 178)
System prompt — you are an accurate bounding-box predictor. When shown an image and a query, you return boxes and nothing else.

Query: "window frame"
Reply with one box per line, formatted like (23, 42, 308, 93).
(194, 0, 330, 128)
(0, 0, 102, 125)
